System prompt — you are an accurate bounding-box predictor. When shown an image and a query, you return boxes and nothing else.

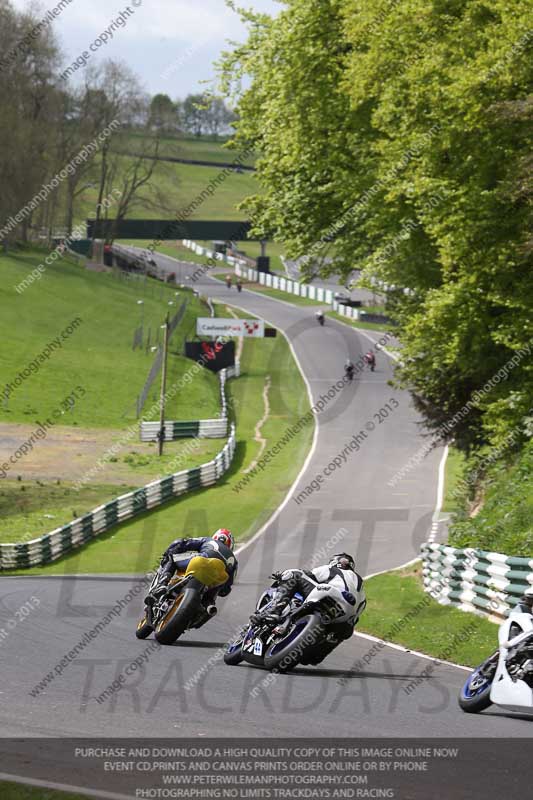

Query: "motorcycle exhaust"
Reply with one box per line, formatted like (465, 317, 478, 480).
(206, 605, 218, 617)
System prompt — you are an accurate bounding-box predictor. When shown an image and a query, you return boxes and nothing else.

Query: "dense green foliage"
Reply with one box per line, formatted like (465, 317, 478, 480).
(219, 0, 533, 455)
(449, 440, 533, 556)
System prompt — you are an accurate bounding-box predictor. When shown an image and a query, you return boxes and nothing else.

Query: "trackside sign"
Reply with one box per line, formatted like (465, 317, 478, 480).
(196, 318, 265, 338)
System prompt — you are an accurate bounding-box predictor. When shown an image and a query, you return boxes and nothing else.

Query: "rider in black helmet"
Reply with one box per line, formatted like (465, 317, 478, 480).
(251, 552, 366, 664)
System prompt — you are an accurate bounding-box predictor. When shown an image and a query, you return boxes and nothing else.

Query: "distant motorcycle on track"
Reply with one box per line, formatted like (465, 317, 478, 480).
(364, 352, 376, 372)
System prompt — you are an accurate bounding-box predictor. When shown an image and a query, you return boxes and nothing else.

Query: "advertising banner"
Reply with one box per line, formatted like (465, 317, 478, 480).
(196, 318, 265, 338)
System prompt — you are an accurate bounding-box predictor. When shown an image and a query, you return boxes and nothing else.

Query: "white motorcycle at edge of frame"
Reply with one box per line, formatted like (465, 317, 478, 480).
(459, 586, 533, 715)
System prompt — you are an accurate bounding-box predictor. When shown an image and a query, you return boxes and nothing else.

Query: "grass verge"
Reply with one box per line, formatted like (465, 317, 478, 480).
(359, 563, 496, 667)
(326, 309, 395, 333)
(442, 446, 467, 513)
(0, 783, 91, 800)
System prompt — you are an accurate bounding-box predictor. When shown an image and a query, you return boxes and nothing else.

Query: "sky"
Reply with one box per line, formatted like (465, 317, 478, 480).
(12, 0, 280, 97)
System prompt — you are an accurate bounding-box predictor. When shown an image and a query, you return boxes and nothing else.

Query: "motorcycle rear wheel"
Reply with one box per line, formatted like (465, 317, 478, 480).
(154, 587, 201, 645)
(264, 614, 324, 672)
(458, 651, 498, 713)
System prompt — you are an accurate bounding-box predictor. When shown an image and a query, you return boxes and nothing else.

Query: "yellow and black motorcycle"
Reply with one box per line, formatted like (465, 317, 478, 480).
(136, 556, 229, 645)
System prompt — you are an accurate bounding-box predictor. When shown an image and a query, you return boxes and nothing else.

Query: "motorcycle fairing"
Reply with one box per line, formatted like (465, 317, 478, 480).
(490, 610, 533, 711)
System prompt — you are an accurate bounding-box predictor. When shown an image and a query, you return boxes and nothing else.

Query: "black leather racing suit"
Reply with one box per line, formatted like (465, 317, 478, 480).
(156, 536, 238, 603)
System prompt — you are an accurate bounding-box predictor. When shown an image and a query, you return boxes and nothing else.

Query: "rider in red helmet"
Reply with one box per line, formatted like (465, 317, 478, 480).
(145, 528, 237, 616)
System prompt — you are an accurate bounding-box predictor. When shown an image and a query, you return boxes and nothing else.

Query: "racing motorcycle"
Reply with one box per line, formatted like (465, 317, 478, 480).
(224, 574, 362, 671)
(136, 556, 229, 645)
(459, 588, 533, 714)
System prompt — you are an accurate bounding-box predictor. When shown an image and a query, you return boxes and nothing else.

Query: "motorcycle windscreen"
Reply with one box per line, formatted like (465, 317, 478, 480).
(186, 555, 229, 587)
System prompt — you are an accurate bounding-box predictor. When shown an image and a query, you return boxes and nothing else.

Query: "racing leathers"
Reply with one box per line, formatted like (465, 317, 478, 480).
(149, 536, 238, 606)
(257, 565, 366, 662)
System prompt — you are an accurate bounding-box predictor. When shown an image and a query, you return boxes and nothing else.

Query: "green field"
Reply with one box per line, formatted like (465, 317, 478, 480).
(360, 563, 496, 667)
(0, 250, 220, 429)
(126, 132, 257, 168)
(73, 157, 257, 227)
(0, 248, 241, 544)
(0, 430, 225, 544)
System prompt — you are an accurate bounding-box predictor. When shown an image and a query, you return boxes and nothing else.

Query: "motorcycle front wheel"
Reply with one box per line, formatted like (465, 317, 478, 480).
(264, 614, 324, 672)
(135, 611, 153, 640)
(458, 651, 498, 713)
(224, 638, 245, 666)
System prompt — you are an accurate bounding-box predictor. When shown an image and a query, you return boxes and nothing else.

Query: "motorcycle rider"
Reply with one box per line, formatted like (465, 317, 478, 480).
(251, 553, 366, 663)
(344, 359, 355, 381)
(315, 311, 325, 326)
(364, 351, 376, 371)
(145, 528, 238, 619)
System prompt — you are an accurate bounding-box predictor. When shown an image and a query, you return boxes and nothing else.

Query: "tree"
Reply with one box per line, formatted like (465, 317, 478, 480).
(0, 0, 63, 247)
(84, 61, 168, 246)
(149, 93, 177, 133)
(218, 0, 533, 453)
(181, 93, 208, 137)
(204, 96, 236, 138)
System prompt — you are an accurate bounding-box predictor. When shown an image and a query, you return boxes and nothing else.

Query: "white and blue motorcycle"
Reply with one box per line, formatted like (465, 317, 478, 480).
(459, 587, 533, 714)
(224, 573, 363, 671)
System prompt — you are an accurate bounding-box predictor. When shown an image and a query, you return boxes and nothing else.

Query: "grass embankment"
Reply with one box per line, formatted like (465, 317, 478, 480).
(446, 440, 533, 557)
(360, 563, 496, 667)
(127, 132, 257, 168)
(11, 300, 313, 573)
(0, 783, 91, 800)
(1, 250, 219, 428)
(0, 249, 232, 544)
(73, 158, 257, 225)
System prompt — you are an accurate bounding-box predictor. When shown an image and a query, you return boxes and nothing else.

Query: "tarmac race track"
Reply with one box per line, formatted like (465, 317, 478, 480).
(1, 253, 531, 745)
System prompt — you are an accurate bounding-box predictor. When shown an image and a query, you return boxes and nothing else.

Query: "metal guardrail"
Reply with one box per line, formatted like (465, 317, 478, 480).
(139, 364, 240, 442)
(234, 263, 335, 305)
(0, 425, 236, 571)
(182, 239, 248, 269)
(421, 541, 533, 622)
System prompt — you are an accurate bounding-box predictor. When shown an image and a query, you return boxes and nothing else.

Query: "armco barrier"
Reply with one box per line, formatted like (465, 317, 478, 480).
(421, 541, 533, 622)
(140, 364, 240, 442)
(0, 425, 236, 571)
(182, 239, 412, 308)
(182, 239, 248, 269)
(233, 261, 335, 305)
